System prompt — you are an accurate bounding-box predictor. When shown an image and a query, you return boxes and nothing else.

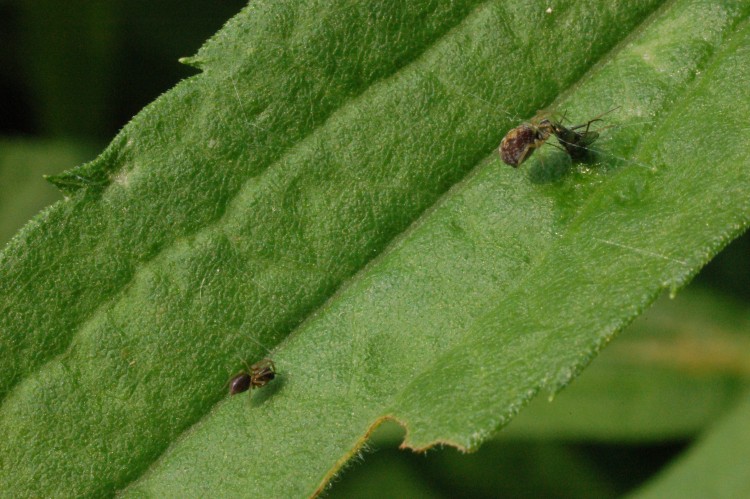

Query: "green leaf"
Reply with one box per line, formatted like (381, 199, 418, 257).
(502, 288, 750, 442)
(2, 0, 750, 496)
(632, 390, 750, 498)
(365, 287, 750, 447)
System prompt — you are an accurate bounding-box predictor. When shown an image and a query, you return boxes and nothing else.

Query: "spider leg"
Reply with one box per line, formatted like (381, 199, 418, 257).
(590, 124, 616, 134)
(570, 118, 603, 132)
(252, 359, 276, 372)
(578, 105, 622, 130)
(568, 105, 621, 133)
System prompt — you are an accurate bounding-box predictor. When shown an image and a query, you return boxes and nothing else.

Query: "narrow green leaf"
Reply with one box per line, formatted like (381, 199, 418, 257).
(503, 288, 750, 441)
(632, 390, 750, 498)
(364, 288, 750, 445)
(2, 0, 750, 497)
(332, 439, 619, 499)
(327, 444, 441, 499)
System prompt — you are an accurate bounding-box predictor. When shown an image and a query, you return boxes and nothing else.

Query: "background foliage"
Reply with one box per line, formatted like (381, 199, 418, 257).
(1, 1, 750, 497)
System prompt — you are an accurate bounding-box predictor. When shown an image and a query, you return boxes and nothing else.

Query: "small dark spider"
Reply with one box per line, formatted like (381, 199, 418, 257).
(229, 358, 276, 395)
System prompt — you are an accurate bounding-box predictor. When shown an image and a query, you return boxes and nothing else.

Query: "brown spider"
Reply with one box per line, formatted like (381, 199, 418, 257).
(498, 107, 618, 167)
(498, 115, 555, 167)
(229, 358, 276, 395)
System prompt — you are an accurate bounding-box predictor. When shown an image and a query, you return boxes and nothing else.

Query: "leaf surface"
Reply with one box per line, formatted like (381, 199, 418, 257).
(2, 0, 750, 496)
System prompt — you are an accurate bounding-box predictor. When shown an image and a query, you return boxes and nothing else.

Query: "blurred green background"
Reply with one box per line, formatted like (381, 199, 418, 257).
(1, 2, 749, 497)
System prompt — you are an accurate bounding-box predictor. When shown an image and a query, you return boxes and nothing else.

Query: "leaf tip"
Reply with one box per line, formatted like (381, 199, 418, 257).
(179, 56, 203, 69)
(44, 170, 110, 196)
